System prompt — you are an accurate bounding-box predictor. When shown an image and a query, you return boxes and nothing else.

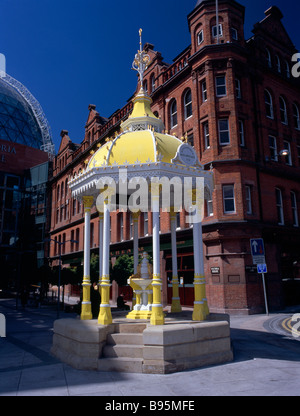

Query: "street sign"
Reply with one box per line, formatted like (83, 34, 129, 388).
(257, 264, 267, 274)
(250, 238, 265, 257)
(252, 256, 266, 265)
(250, 239, 266, 264)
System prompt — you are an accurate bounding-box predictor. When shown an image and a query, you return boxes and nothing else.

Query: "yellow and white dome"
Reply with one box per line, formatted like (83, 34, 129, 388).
(88, 88, 183, 168)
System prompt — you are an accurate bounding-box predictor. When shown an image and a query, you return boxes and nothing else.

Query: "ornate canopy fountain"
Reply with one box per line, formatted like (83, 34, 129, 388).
(68, 30, 214, 326)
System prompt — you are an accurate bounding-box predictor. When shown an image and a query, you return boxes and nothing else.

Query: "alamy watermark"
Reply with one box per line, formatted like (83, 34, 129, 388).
(291, 314, 300, 339)
(0, 313, 6, 338)
(292, 53, 300, 78)
(95, 170, 205, 224)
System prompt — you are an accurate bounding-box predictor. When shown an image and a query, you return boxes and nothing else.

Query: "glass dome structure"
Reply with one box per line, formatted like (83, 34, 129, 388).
(0, 73, 54, 156)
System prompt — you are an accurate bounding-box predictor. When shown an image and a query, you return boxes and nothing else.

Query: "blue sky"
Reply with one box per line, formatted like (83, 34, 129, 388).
(0, 0, 299, 152)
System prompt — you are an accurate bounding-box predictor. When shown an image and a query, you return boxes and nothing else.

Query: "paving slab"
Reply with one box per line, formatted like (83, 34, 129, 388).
(0, 298, 300, 396)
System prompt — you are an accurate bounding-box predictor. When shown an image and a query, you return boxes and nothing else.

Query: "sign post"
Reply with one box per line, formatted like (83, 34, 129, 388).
(250, 239, 269, 315)
(257, 264, 269, 316)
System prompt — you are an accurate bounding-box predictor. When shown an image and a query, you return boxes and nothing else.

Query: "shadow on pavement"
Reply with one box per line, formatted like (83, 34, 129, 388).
(231, 327, 300, 363)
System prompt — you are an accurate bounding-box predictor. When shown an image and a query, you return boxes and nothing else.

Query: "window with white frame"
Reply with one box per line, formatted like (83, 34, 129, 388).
(202, 79, 207, 102)
(291, 191, 299, 227)
(266, 48, 272, 68)
(239, 120, 245, 146)
(264, 89, 274, 119)
(223, 185, 236, 214)
(197, 29, 204, 45)
(206, 197, 213, 217)
(170, 99, 178, 128)
(218, 119, 230, 145)
(151, 74, 156, 93)
(283, 141, 292, 165)
(275, 188, 284, 225)
(293, 103, 300, 130)
(245, 185, 252, 215)
(216, 75, 226, 97)
(279, 96, 288, 124)
(184, 89, 193, 119)
(269, 136, 278, 161)
(212, 24, 223, 38)
(203, 121, 210, 149)
(235, 78, 241, 99)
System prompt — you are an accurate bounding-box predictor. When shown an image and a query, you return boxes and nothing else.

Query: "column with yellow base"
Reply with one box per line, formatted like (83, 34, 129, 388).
(190, 188, 209, 321)
(81, 196, 94, 321)
(150, 187, 164, 325)
(98, 212, 103, 296)
(192, 219, 209, 321)
(170, 207, 182, 313)
(132, 211, 140, 309)
(98, 199, 112, 325)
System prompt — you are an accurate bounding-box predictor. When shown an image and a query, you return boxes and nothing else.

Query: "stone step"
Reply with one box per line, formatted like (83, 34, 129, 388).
(107, 333, 144, 346)
(117, 323, 147, 334)
(103, 344, 144, 359)
(98, 357, 143, 373)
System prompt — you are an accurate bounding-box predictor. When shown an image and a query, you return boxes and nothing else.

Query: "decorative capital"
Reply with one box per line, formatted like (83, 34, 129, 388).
(82, 196, 94, 211)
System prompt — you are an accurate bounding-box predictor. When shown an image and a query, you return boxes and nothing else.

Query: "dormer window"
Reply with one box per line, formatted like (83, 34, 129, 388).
(197, 30, 204, 45)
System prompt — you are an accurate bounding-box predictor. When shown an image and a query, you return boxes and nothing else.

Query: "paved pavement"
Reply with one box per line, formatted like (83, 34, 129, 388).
(0, 297, 299, 397)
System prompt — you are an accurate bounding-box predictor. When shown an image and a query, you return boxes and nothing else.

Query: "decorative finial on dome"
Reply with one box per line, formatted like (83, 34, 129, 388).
(132, 28, 150, 88)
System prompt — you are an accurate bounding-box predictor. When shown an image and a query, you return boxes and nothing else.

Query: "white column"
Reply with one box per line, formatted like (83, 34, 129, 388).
(81, 196, 94, 320)
(98, 199, 112, 325)
(170, 209, 182, 312)
(133, 212, 139, 274)
(192, 219, 209, 321)
(98, 212, 103, 290)
(150, 190, 164, 325)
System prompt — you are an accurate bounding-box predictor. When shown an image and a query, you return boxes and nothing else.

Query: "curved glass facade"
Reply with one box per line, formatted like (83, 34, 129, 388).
(0, 79, 43, 149)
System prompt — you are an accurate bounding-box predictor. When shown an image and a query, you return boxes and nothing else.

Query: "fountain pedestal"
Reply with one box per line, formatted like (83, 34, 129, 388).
(127, 253, 153, 320)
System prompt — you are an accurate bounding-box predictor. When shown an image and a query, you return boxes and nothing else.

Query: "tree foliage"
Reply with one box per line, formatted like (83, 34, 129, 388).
(111, 255, 134, 286)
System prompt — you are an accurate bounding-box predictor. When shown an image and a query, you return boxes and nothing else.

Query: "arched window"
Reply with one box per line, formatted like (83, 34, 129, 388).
(170, 99, 178, 128)
(266, 48, 272, 68)
(275, 55, 281, 73)
(264, 89, 274, 119)
(279, 96, 288, 124)
(293, 103, 300, 130)
(57, 184, 60, 201)
(184, 89, 193, 119)
(143, 80, 148, 92)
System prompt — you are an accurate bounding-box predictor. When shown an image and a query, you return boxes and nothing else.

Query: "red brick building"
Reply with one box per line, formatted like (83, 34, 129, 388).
(49, 0, 300, 314)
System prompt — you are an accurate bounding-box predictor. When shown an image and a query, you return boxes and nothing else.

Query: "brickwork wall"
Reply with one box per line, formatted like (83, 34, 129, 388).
(49, 1, 300, 313)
